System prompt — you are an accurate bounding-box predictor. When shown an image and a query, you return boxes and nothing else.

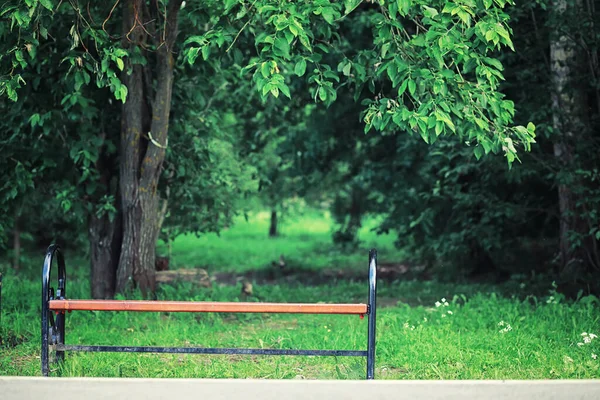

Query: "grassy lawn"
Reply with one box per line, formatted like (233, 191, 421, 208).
(157, 209, 405, 273)
(1, 211, 599, 379)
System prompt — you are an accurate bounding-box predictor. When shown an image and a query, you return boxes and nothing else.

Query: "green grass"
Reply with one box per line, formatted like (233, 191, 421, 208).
(1, 211, 600, 379)
(158, 210, 405, 273)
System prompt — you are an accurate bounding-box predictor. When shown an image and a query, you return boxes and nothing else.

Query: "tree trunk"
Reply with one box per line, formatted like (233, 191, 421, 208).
(550, 0, 596, 279)
(269, 210, 278, 237)
(13, 212, 20, 272)
(116, 0, 145, 294)
(89, 211, 121, 299)
(88, 120, 121, 298)
(116, 0, 182, 296)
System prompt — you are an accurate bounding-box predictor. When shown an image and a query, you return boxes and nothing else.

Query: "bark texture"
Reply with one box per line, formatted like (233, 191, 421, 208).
(89, 211, 121, 299)
(550, 0, 596, 278)
(116, 0, 182, 296)
(89, 129, 121, 298)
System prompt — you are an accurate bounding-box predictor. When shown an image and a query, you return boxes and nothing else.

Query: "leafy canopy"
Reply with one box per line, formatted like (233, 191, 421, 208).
(3, 0, 534, 166)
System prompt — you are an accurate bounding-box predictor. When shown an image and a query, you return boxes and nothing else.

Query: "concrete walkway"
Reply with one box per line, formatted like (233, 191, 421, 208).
(2, 377, 600, 400)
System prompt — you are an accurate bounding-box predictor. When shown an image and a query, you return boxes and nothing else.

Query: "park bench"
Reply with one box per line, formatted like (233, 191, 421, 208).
(41, 245, 378, 379)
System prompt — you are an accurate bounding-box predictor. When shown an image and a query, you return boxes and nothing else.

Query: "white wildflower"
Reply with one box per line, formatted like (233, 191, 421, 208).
(499, 323, 512, 334)
(592, 354, 598, 360)
(447, 311, 453, 315)
(577, 342, 585, 347)
(435, 298, 450, 308)
(498, 321, 505, 327)
(579, 332, 598, 346)
(403, 322, 409, 329)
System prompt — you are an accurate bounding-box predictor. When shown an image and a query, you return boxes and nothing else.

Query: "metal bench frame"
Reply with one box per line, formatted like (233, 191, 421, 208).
(41, 245, 378, 379)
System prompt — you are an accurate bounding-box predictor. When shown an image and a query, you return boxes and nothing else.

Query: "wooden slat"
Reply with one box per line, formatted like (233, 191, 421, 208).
(48, 300, 367, 315)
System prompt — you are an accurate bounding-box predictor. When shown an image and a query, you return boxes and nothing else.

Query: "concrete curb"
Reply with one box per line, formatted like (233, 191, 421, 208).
(2, 377, 600, 400)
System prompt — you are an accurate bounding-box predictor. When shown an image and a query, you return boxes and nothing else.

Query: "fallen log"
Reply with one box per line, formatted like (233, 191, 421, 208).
(155, 268, 211, 287)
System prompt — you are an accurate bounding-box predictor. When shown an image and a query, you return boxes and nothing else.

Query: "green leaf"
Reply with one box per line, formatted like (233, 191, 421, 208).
(261, 62, 271, 78)
(74, 72, 83, 91)
(435, 121, 443, 136)
(116, 58, 124, 71)
(408, 79, 416, 96)
(442, 3, 456, 14)
(381, 42, 391, 58)
(294, 59, 307, 77)
(274, 37, 290, 58)
(299, 34, 312, 52)
(342, 62, 352, 77)
(344, 0, 362, 15)
(431, 47, 444, 68)
(418, 124, 429, 143)
(279, 83, 291, 99)
(262, 82, 272, 96)
(29, 113, 40, 127)
(398, 80, 408, 96)
(318, 86, 327, 101)
(434, 110, 455, 132)
(397, 0, 412, 16)
(201, 46, 210, 61)
(483, 57, 503, 71)
(422, 6, 438, 19)
(494, 24, 511, 41)
(321, 7, 336, 24)
(119, 85, 128, 102)
(457, 10, 471, 25)
(39, 0, 53, 11)
(485, 30, 499, 44)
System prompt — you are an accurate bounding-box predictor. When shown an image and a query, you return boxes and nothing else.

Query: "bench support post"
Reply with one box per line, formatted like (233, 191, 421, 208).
(42, 245, 66, 377)
(366, 249, 377, 380)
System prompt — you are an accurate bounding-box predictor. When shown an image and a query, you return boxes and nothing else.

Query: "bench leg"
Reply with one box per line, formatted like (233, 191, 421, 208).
(41, 245, 67, 377)
(366, 249, 377, 380)
(41, 298, 50, 377)
(55, 276, 66, 365)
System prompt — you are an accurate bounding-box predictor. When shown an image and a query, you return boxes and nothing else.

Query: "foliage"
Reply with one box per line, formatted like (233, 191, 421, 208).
(218, 0, 536, 164)
(5, 0, 599, 296)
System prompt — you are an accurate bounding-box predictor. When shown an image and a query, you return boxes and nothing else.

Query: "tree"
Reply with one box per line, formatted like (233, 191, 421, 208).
(1, 0, 535, 297)
(549, 0, 600, 281)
